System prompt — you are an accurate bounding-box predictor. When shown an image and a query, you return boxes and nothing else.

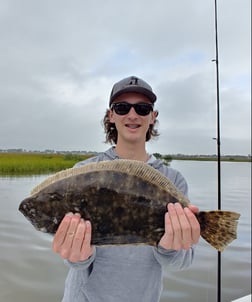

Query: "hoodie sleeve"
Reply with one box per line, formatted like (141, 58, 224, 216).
(64, 246, 97, 270)
(153, 245, 195, 271)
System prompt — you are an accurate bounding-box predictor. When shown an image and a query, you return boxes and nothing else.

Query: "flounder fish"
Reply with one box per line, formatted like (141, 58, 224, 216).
(19, 159, 240, 252)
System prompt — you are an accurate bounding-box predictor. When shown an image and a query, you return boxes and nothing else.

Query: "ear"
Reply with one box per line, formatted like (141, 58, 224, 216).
(150, 110, 158, 124)
(108, 109, 115, 123)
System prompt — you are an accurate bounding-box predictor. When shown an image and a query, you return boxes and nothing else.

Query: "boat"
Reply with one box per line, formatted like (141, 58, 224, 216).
(232, 294, 251, 302)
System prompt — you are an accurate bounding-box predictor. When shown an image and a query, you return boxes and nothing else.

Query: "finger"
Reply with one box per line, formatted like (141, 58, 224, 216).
(80, 220, 93, 261)
(71, 219, 86, 251)
(159, 212, 173, 249)
(52, 212, 73, 252)
(164, 212, 174, 246)
(188, 204, 199, 214)
(184, 207, 201, 244)
(60, 214, 81, 259)
(68, 219, 86, 262)
(81, 220, 92, 248)
(167, 203, 183, 250)
(65, 213, 81, 242)
(173, 203, 192, 249)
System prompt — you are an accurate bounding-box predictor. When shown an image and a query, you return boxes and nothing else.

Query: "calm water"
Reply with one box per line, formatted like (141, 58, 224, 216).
(0, 161, 251, 302)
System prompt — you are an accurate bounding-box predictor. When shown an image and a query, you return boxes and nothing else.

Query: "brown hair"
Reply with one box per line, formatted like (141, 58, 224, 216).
(102, 109, 159, 145)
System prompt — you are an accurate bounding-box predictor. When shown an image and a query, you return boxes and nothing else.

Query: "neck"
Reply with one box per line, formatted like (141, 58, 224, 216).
(114, 142, 149, 162)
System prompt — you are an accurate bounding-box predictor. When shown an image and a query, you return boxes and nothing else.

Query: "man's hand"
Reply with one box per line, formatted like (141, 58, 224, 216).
(52, 213, 93, 262)
(158, 203, 200, 250)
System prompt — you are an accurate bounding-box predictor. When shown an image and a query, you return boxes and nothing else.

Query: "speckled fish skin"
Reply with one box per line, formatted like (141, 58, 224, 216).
(19, 159, 240, 251)
(19, 171, 175, 245)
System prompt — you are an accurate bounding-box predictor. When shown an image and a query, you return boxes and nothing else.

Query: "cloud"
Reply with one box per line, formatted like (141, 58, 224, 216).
(0, 0, 250, 155)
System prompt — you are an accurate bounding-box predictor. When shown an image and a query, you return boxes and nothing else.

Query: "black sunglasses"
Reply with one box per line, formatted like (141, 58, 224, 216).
(111, 102, 153, 116)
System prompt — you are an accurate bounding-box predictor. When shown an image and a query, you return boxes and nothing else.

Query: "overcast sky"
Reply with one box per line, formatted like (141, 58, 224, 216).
(0, 0, 250, 155)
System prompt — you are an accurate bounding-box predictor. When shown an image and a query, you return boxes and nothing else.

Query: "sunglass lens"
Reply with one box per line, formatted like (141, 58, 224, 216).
(114, 103, 131, 115)
(135, 104, 152, 115)
(112, 103, 153, 116)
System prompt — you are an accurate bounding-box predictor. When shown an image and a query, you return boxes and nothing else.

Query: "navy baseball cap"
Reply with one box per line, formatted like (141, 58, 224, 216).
(109, 76, 157, 105)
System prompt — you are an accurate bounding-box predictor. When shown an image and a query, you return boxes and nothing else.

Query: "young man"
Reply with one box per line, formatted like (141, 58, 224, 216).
(52, 76, 201, 302)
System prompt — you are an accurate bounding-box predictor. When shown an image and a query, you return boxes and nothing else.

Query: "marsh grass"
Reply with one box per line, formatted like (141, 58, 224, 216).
(0, 153, 92, 175)
(1, 152, 249, 176)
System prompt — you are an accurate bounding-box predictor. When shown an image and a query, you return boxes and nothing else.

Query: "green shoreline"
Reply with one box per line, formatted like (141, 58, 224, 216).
(0, 152, 250, 176)
(0, 153, 92, 175)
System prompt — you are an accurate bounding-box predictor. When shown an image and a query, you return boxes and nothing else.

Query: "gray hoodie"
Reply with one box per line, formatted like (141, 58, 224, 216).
(61, 147, 195, 302)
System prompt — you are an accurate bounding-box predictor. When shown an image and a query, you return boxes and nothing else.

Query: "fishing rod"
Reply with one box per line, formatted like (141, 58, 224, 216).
(212, 0, 222, 301)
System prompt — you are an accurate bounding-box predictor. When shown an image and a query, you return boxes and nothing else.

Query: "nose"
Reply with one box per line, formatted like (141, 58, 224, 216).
(127, 106, 139, 117)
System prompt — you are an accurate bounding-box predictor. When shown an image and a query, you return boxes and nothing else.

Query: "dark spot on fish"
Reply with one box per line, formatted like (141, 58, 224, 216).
(115, 206, 125, 218)
(135, 196, 149, 206)
(97, 222, 111, 235)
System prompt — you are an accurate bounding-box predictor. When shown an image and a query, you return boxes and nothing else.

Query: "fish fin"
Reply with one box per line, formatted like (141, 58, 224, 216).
(197, 211, 240, 252)
(30, 160, 190, 208)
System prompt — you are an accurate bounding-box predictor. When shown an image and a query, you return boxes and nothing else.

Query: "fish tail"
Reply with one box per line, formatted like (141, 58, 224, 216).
(196, 210, 240, 252)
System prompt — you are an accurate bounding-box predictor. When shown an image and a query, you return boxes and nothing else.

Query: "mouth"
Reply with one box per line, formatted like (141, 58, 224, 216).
(125, 124, 140, 129)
